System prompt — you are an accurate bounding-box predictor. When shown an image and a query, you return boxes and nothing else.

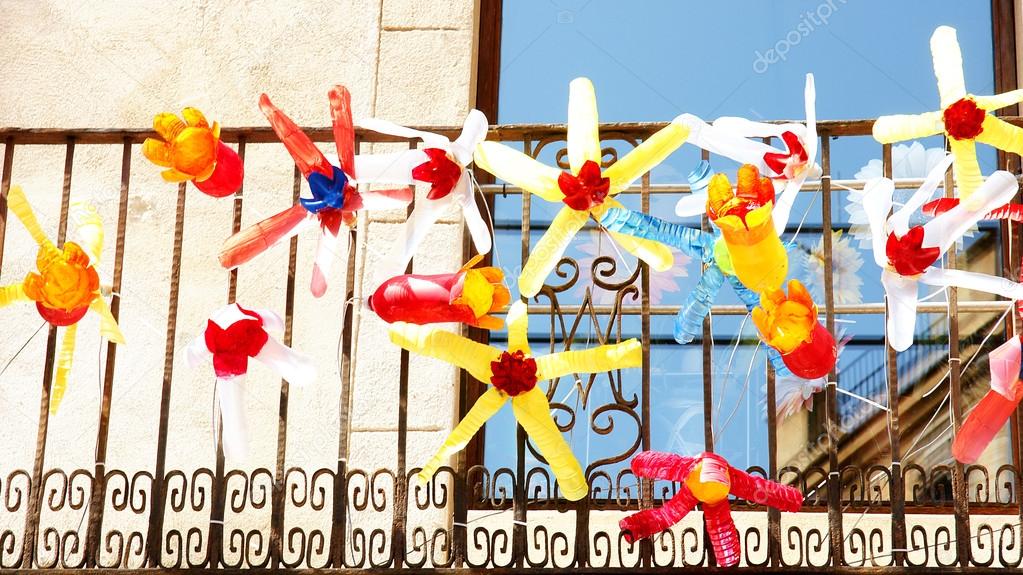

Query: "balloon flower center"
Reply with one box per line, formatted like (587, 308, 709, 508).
(559, 160, 610, 211)
(205, 306, 270, 378)
(23, 242, 99, 325)
(171, 126, 219, 177)
(413, 148, 462, 200)
(886, 226, 940, 276)
(490, 350, 538, 396)
(707, 164, 775, 224)
(762, 131, 808, 180)
(302, 165, 348, 214)
(685, 457, 731, 505)
(943, 98, 985, 140)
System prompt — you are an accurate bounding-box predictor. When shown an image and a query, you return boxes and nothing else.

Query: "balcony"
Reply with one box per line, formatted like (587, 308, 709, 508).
(0, 118, 1021, 572)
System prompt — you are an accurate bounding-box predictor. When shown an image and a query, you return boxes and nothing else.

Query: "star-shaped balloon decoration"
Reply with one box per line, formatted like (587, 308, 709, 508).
(142, 107, 244, 197)
(389, 300, 642, 500)
(620, 451, 803, 567)
(354, 110, 492, 280)
(0, 187, 125, 413)
(862, 156, 1023, 351)
(952, 333, 1023, 464)
(187, 303, 315, 460)
(473, 77, 689, 297)
(219, 86, 414, 297)
(873, 26, 1023, 201)
(675, 73, 819, 235)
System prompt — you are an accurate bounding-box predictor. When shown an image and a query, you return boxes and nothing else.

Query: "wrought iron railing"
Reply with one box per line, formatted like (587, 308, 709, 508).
(0, 119, 1021, 571)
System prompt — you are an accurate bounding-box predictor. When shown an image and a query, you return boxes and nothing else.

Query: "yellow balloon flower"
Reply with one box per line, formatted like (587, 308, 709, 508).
(473, 77, 689, 297)
(0, 186, 125, 413)
(706, 164, 787, 293)
(389, 301, 642, 501)
(873, 26, 1023, 201)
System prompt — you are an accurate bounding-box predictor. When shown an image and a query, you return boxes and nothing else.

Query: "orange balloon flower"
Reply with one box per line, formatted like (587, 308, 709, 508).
(706, 164, 787, 293)
(0, 187, 124, 413)
(752, 279, 836, 379)
(142, 108, 243, 197)
(23, 242, 99, 314)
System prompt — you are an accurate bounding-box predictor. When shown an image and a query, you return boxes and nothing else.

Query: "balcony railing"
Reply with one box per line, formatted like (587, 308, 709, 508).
(0, 119, 1021, 572)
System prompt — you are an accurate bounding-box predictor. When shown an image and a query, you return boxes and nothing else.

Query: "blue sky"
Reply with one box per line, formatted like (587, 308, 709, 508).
(484, 1, 999, 484)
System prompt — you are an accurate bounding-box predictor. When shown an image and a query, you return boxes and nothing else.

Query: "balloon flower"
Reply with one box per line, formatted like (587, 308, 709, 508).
(473, 77, 688, 297)
(620, 451, 803, 567)
(219, 86, 414, 297)
(952, 335, 1023, 464)
(142, 108, 243, 197)
(873, 26, 1023, 201)
(389, 301, 642, 500)
(0, 187, 125, 413)
(752, 279, 836, 380)
(601, 163, 795, 380)
(186, 303, 315, 460)
(705, 164, 788, 293)
(676, 73, 819, 234)
(368, 255, 510, 329)
(862, 159, 1023, 351)
(355, 110, 492, 279)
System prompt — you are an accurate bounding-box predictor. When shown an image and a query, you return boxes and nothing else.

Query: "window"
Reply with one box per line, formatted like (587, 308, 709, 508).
(472, 0, 1018, 506)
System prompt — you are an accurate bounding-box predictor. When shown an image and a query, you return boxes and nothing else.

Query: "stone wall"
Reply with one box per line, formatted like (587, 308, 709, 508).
(0, 0, 479, 565)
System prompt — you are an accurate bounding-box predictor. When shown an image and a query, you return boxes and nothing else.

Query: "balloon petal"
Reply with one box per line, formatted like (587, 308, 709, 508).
(141, 139, 173, 167)
(50, 323, 77, 414)
(889, 154, 954, 236)
(534, 338, 641, 382)
(186, 330, 213, 370)
(260, 93, 333, 179)
(0, 284, 28, 308)
(882, 271, 919, 352)
(512, 387, 588, 500)
(604, 117, 689, 194)
(568, 77, 601, 174)
(328, 85, 357, 176)
(452, 109, 489, 165)
(388, 323, 497, 383)
(974, 89, 1023, 111)
(217, 376, 250, 461)
(473, 142, 564, 202)
(418, 387, 507, 483)
(860, 178, 895, 268)
(872, 112, 943, 144)
(219, 204, 314, 269)
(89, 298, 125, 344)
(460, 179, 493, 256)
(619, 488, 698, 543)
(311, 224, 348, 298)
(7, 186, 55, 250)
(931, 26, 968, 109)
(629, 451, 694, 480)
(605, 228, 674, 272)
(353, 150, 428, 185)
(920, 267, 1023, 300)
(977, 115, 1023, 158)
(948, 137, 983, 201)
(506, 301, 530, 355)
(924, 170, 1018, 253)
(519, 206, 589, 297)
(254, 336, 316, 386)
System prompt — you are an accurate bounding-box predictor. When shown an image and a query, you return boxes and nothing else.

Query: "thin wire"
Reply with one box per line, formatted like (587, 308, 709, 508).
(714, 341, 761, 443)
(0, 321, 47, 381)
